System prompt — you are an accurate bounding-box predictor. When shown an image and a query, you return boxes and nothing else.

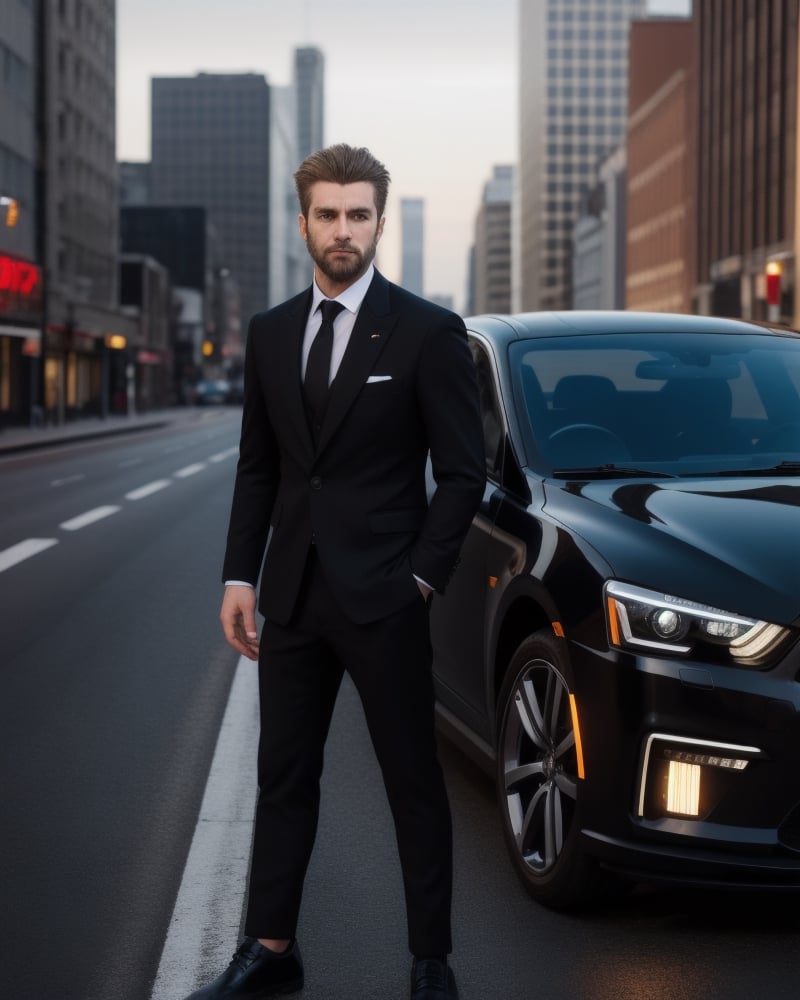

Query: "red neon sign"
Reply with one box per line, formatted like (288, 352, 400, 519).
(0, 253, 42, 320)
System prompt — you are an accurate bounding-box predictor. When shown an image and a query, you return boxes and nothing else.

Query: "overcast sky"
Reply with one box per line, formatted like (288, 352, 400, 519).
(116, 0, 691, 311)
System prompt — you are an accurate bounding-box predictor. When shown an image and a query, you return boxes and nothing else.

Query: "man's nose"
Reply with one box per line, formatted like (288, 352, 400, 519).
(333, 215, 351, 240)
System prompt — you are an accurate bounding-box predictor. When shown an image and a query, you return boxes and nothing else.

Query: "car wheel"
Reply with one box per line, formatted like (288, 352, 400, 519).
(496, 630, 595, 908)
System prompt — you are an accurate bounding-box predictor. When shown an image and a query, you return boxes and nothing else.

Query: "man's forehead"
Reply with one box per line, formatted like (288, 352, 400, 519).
(308, 181, 377, 212)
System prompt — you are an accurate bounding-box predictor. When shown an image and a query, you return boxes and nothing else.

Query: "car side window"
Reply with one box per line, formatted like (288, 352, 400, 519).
(470, 339, 504, 481)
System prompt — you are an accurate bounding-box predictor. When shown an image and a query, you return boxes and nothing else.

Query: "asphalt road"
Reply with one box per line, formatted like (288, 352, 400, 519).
(2, 413, 800, 1000)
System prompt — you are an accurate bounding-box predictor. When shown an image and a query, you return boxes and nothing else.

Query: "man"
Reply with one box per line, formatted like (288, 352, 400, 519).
(186, 144, 484, 1000)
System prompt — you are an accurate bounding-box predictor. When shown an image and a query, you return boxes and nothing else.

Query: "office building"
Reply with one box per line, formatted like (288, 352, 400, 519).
(39, 0, 136, 423)
(150, 73, 272, 323)
(626, 17, 695, 313)
(401, 197, 424, 297)
(294, 46, 324, 161)
(473, 165, 513, 315)
(515, 0, 647, 311)
(694, 0, 798, 321)
(0, 0, 38, 426)
(573, 145, 626, 310)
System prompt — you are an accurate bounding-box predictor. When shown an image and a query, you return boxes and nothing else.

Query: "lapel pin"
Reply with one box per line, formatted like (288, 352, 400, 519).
(370, 332, 381, 339)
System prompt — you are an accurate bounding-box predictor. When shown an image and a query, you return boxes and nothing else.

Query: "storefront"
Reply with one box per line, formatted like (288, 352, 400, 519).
(0, 252, 43, 428)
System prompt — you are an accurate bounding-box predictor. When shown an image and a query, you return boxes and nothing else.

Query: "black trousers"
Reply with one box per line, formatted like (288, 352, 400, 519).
(244, 549, 453, 957)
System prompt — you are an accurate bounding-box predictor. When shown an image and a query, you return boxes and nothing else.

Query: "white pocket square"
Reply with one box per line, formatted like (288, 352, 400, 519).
(366, 375, 392, 383)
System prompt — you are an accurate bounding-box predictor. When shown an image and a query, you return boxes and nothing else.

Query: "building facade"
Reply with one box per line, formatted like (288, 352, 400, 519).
(473, 165, 513, 315)
(515, 0, 647, 312)
(626, 17, 695, 313)
(400, 197, 424, 297)
(573, 144, 627, 310)
(695, 0, 798, 321)
(40, 0, 137, 424)
(150, 73, 272, 324)
(294, 46, 324, 162)
(0, 0, 39, 427)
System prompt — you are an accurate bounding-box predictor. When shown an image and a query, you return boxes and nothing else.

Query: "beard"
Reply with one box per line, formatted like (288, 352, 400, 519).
(305, 230, 379, 285)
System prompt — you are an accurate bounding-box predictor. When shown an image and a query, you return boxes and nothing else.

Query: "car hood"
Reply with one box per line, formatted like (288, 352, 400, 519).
(544, 477, 800, 625)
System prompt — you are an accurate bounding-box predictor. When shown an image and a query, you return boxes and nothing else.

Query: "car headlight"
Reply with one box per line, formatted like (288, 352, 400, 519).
(604, 581, 790, 667)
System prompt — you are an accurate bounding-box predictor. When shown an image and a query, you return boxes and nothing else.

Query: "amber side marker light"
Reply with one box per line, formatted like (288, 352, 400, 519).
(568, 694, 586, 780)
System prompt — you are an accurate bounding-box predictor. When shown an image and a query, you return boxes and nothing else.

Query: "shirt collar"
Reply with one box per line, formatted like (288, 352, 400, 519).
(310, 264, 375, 317)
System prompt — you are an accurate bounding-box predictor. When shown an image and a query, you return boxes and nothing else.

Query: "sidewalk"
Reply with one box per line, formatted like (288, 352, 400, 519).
(0, 406, 225, 456)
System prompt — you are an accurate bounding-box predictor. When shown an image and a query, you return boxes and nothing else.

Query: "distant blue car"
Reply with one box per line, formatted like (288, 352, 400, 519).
(192, 379, 232, 406)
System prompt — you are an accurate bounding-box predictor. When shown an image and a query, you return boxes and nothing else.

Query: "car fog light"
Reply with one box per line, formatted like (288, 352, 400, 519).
(666, 760, 701, 816)
(637, 733, 761, 821)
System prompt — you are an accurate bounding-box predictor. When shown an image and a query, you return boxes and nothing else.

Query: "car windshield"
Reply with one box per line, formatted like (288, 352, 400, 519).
(510, 330, 800, 476)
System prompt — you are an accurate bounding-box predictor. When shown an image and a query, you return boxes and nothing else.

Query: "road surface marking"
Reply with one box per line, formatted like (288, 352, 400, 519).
(0, 538, 58, 573)
(209, 447, 239, 463)
(150, 657, 259, 999)
(50, 473, 86, 488)
(125, 480, 171, 500)
(174, 463, 207, 478)
(59, 505, 121, 531)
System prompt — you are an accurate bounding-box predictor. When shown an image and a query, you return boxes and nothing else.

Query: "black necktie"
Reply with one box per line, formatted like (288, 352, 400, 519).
(304, 299, 345, 438)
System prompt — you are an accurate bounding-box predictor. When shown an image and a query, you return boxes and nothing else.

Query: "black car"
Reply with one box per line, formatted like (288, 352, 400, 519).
(429, 311, 800, 908)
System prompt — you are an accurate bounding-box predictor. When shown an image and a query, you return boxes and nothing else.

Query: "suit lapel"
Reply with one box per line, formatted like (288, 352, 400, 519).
(276, 288, 316, 467)
(317, 272, 398, 455)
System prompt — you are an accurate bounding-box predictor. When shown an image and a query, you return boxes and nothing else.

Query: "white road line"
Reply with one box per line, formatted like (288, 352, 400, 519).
(125, 480, 171, 501)
(209, 447, 238, 463)
(59, 505, 121, 531)
(174, 463, 207, 479)
(150, 657, 259, 999)
(0, 538, 59, 573)
(51, 473, 86, 488)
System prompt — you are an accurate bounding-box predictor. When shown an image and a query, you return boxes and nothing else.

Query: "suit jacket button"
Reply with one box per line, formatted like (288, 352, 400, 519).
(310, 476, 322, 490)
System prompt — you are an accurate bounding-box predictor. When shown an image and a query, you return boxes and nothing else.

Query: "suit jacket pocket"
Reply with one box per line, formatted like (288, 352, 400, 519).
(368, 508, 426, 533)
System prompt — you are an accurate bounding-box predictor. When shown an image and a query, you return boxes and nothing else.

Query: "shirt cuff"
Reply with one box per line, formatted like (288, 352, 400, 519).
(225, 580, 254, 588)
(413, 574, 434, 591)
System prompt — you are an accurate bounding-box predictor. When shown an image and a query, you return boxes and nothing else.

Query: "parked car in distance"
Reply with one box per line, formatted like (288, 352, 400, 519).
(430, 311, 800, 908)
(192, 378, 232, 406)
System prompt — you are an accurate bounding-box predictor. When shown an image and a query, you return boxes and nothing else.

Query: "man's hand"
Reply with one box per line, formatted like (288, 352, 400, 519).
(220, 585, 260, 660)
(416, 579, 432, 601)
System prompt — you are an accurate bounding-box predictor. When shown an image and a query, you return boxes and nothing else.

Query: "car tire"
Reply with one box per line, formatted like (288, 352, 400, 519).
(496, 629, 597, 909)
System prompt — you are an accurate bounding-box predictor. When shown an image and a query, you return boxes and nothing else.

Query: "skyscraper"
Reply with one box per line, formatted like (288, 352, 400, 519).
(473, 165, 513, 314)
(515, 0, 647, 311)
(401, 197, 424, 297)
(294, 47, 324, 162)
(150, 73, 272, 323)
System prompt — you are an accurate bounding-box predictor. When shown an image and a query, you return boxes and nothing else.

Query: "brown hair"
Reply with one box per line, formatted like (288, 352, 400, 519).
(294, 143, 391, 219)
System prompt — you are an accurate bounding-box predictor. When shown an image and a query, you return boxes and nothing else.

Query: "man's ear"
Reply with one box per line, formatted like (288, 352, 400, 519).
(376, 216, 386, 243)
(298, 214, 308, 240)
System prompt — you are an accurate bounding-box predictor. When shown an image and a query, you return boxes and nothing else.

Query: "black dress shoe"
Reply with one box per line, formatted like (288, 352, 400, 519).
(410, 958, 458, 999)
(184, 937, 303, 999)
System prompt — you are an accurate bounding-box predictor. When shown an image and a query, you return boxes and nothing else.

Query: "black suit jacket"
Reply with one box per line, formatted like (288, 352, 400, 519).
(222, 270, 485, 626)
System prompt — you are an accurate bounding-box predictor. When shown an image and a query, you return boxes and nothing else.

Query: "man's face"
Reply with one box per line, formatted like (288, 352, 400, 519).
(299, 181, 385, 291)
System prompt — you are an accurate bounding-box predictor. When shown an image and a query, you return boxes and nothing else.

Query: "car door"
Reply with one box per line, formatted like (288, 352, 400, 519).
(429, 338, 509, 740)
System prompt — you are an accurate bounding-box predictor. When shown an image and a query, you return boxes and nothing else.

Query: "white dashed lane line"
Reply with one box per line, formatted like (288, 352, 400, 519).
(209, 447, 238, 464)
(174, 463, 207, 479)
(50, 473, 86, 488)
(0, 538, 59, 573)
(59, 505, 121, 531)
(2, 448, 238, 573)
(125, 480, 172, 501)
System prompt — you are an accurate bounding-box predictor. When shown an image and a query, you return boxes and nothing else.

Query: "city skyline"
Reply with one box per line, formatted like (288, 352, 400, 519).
(116, 0, 691, 311)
